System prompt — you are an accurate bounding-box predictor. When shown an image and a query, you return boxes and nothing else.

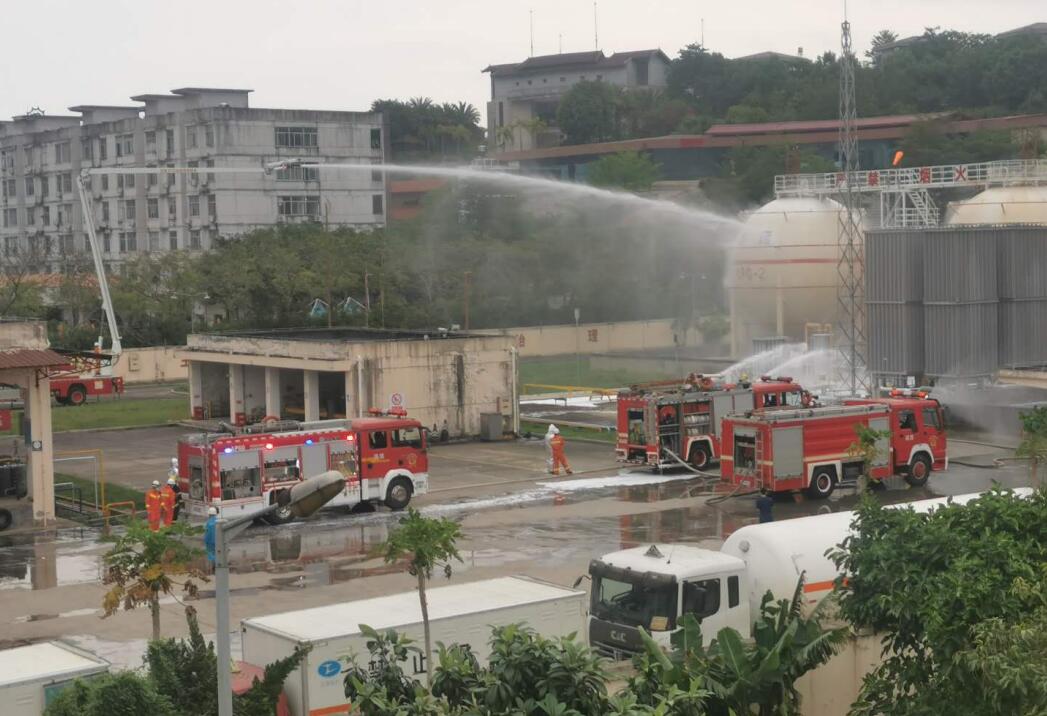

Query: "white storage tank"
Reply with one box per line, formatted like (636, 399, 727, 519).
(728, 197, 851, 358)
(944, 186, 1047, 225)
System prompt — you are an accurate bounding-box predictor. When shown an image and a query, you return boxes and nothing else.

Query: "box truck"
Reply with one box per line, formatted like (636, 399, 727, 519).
(241, 575, 586, 716)
(0, 641, 110, 715)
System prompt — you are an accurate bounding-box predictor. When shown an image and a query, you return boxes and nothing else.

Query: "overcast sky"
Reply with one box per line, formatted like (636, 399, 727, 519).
(1, 0, 1042, 124)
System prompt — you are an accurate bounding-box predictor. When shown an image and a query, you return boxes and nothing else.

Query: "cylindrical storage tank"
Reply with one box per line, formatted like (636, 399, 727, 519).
(922, 228, 998, 380)
(866, 229, 925, 382)
(944, 186, 1047, 226)
(997, 225, 1047, 368)
(729, 198, 849, 358)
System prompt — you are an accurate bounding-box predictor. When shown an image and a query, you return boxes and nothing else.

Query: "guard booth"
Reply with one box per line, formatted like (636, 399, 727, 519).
(0, 321, 65, 530)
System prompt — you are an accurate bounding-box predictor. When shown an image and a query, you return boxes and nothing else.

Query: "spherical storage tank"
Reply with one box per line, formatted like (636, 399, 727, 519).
(728, 197, 854, 358)
(944, 186, 1047, 225)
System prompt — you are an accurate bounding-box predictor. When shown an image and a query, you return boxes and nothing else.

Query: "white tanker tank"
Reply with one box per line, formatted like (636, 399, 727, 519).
(944, 185, 1047, 225)
(728, 197, 857, 358)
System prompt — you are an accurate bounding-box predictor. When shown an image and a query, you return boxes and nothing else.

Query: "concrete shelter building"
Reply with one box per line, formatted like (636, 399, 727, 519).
(182, 328, 518, 437)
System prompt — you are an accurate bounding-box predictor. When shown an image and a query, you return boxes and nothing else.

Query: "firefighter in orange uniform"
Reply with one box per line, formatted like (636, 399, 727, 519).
(146, 480, 163, 531)
(160, 478, 177, 527)
(545, 424, 573, 476)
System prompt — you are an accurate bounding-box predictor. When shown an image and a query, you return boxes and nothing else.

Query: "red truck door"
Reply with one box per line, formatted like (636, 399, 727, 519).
(389, 424, 427, 471)
(919, 404, 947, 466)
(360, 429, 391, 480)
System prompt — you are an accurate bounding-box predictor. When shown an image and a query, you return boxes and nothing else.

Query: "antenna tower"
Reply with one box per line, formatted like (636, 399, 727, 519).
(836, 12, 867, 394)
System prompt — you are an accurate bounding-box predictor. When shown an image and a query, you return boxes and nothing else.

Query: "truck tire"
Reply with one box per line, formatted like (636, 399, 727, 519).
(807, 468, 836, 499)
(688, 444, 712, 471)
(262, 490, 296, 525)
(385, 478, 412, 511)
(0, 508, 12, 531)
(905, 454, 932, 487)
(67, 385, 87, 406)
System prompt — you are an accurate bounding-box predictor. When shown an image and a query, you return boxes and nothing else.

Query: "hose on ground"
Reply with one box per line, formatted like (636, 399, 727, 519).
(658, 447, 758, 503)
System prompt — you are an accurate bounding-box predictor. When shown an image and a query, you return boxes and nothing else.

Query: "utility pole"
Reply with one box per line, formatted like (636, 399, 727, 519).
(363, 271, 371, 327)
(593, 2, 598, 50)
(836, 7, 868, 395)
(463, 271, 472, 330)
(529, 10, 534, 57)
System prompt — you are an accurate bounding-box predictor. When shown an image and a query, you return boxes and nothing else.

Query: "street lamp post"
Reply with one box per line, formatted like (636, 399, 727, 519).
(214, 471, 345, 716)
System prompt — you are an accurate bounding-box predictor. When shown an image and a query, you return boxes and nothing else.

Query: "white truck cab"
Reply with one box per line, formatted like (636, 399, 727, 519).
(587, 544, 751, 658)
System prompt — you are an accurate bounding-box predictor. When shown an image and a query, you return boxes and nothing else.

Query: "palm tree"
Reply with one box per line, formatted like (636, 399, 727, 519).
(494, 124, 516, 152)
(518, 117, 548, 149)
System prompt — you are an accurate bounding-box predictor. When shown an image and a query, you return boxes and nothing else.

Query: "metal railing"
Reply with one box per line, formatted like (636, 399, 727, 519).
(102, 500, 138, 534)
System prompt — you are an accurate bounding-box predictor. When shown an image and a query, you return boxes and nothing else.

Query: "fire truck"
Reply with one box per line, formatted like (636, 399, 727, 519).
(616, 375, 811, 471)
(50, 348, 125, 405)
(720, 390, 947, 498)
(176, 409, 429, 523)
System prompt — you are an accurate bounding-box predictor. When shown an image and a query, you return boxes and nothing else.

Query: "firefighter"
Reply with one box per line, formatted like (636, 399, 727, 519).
(145, 480, 163, 531)
(160, 479, 177, 527)
(756, 487, 774, 523)
(545, 424, 573, 476)
(163, 476, 182, 524)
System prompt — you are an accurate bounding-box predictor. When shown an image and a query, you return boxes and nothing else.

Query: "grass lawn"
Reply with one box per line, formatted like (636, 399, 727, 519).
(520, 419, 616, 444)
(519, 358, 659, 393)
(54, 472, 145, 510)
(3, 396, 187, 435)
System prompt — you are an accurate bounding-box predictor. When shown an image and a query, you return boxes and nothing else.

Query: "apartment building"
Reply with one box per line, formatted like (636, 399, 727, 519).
(483, 49, 670, 151)
(0, 88, 387, 269)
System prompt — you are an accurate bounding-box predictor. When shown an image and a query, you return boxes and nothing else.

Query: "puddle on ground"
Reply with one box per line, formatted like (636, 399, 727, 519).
(0, 529, 106, 591)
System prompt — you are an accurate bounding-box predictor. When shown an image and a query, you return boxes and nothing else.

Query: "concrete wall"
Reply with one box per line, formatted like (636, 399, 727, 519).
(112, 346, 186, 383)
(486, 318, 704, 358)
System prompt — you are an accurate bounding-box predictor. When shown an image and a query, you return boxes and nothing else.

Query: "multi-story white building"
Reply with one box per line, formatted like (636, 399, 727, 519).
(483, 49, 670, 151)
(0, 87, 387, 269)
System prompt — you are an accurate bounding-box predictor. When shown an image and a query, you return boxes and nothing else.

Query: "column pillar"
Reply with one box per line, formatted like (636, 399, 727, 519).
(344, 370, 355, 420)
(264, 367, 281, 419)
(189, 361, 205, 420)
(229, 364, 245, 426)
(303, 370, 320, 423)
(25, 372, 55, 524)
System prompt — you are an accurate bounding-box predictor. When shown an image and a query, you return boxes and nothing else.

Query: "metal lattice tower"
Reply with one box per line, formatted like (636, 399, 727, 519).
(836, 14, 868, 394)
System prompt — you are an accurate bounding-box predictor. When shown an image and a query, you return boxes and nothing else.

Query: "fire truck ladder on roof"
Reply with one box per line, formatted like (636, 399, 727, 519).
(774, 158, 1047, 228)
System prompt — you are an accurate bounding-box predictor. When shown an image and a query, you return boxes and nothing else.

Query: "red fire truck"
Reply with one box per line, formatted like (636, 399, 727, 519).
(616, 375, 811, 471)
(51, 367, 124, 405)
(720, 391, 947, 498)
(176, 410, 429, 523)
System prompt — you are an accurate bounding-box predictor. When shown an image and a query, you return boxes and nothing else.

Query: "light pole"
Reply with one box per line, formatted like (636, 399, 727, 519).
(214, 471, 345, 716)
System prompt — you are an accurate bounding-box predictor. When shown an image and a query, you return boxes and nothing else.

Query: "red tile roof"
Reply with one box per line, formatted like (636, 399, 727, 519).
(0, 349, 69, 369)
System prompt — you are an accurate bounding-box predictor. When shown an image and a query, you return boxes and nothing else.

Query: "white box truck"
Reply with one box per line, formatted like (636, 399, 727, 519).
(0, 641, 110, 715)
(241, 575, 587, 716)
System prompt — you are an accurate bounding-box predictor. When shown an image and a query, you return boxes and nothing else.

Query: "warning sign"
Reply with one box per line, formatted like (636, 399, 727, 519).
(390, 392, 404, 408)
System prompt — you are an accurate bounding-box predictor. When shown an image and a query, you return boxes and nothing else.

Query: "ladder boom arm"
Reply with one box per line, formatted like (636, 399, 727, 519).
(76, 172, 122, 357)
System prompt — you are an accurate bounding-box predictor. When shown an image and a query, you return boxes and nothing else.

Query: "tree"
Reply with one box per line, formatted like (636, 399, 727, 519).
(1016, 405, 1047, 488)
(101, 520, 207, 640)
(587, 151, 660, 192)
(829, 488, 1047, 715)
(45, 671, 177, 716)
(866, 29, 899, 62)
(556, 80, 619, 145)
(380, 508, 463, 684)
(847, 423, 891, 493)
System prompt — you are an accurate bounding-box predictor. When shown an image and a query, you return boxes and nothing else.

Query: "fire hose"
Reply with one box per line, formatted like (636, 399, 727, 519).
(657, 447, 758, 502)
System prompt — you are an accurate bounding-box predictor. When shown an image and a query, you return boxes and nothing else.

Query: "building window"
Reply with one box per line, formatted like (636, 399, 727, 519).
(635, 58, 649, 86)
(168, 196, 177, 219)
(119, 231, 137, 253)
(188, 161, 198, 187)
(121, 199, 135, 222)
(189, 195, 200, 217)
(60, 173, 72, 194)
(42, 206, 51, 226)
(1, 179, 15, 199)
(23, 146, 33, 165)
(145, 131, 156, 151)
(148, 198, 159, 219)
(186, 126, 197, 149)
(2, 208, 17, 227)
(4, 236, 19, 255)
(0, 149, 13, 169)
(275, 165, 318, 181)
(41, 176, 49, 198)
(148, 170, 158, 187)
(101, 174, 109, 191)
(372, 194, 384, 215)
(57, 203, 71, 227)
(55, 141, 71, 164)
(102, 201, 110, 222)
(167, 163, 176, 187)
(207, 193, 216, 219)
(26, 207, 35, 226)
(148, 230, 160, 251)
(205, 125, 215, 148)
(116, 133, 134, 157)
(24, 177, 34, 196)
(370, 128, 381, 150)
(165, 129, 175, 157)
(205, 159, 215, 182)
(275, 126, 318, 150)
(189, 229, 201, 249)
(98, 137, 108, 160)
(277, 195, 320, 218)
(498, 102, 504, 125)
(81, 138, 93, 160)
(125, 173, 135, 189)
(168, 230, 178, 250)
(61, 234, 74, 254)
(102, 234, 111, 253)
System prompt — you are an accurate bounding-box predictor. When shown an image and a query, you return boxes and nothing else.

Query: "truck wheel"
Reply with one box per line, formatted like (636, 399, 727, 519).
(262, 491, 296, 525)
(67, 385, 87, 406)
(807, 468, 836, 499)
(905, 454, 932, 487)
(385, 478, 412, 511)
(54, 395, 69, 406)
(0, 508, 12, 531)
(688, 444, 712, 471)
